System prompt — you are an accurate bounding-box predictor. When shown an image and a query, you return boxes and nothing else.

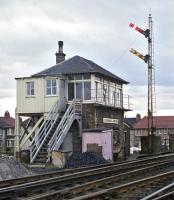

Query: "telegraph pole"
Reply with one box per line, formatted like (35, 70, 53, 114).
(129, 13, 155, 153)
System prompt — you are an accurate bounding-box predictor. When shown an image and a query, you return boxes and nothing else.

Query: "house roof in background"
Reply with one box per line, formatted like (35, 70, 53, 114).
(124, 117, 138, 127)
(0, 121, 6, 129)
(32, 56, 128, 84)
(0, 112, 15, 129)
(134, 116, 174, 129)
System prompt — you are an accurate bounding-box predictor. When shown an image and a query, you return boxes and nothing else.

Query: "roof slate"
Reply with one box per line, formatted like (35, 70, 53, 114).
(133, 116, 174, 129)
(0, 116, 15, 129)
(32, 56, 128, 84)
(124, 118, 138, 127)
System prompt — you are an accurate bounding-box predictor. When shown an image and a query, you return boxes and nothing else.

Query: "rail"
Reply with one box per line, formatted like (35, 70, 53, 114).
(141, 182, 174, 200)
(1, 154, 174, 200)
(1, 154, 173, 189)
(69, 169, 174, 200)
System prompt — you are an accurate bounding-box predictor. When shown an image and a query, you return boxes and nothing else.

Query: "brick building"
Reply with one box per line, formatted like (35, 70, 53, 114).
(0, 111, 15, 154)
(131, 116, 174, 151)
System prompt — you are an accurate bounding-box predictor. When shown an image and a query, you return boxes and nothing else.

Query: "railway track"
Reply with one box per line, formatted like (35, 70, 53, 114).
(0, 153, 173, 189)
(69, 170, 174, 200)
(141, 182, 174, 200)
(0, 153, 174, 199)
(17, 160, 174, 200)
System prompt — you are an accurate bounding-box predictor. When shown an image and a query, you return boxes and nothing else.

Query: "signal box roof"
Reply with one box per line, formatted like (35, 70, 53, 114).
(32, 56, 128, 84)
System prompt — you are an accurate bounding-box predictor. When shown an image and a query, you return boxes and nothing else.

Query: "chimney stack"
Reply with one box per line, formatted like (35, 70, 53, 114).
(55, 41, 66, 64)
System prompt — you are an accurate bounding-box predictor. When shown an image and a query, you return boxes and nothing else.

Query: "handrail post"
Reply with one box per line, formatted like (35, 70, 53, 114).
(46, 99, 82, 163)
(30, 99, 60, 163)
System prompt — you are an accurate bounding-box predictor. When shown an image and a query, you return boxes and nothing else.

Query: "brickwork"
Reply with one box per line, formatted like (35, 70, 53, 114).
(82, 104, 124, 130)
(82, 104, 127, 160)
(82, 104, 95, 129)
(70, 120, 82, 153)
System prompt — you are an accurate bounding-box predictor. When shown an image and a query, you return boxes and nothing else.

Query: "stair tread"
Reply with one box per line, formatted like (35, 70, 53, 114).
(31, 100, 82, 164)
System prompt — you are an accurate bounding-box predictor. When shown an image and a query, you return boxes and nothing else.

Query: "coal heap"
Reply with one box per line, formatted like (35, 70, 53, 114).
(65, 152, 108, 168)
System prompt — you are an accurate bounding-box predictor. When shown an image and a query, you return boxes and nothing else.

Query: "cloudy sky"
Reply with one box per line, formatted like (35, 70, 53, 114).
(0, 0, 173, 118)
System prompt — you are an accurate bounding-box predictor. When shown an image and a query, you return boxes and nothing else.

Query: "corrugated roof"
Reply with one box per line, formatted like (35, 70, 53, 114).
(32, 56, 128, 84)
(133, 116, 174, 129)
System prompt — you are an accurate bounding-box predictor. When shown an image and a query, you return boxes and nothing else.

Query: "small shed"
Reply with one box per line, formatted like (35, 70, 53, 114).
(82, 128, 113, 161)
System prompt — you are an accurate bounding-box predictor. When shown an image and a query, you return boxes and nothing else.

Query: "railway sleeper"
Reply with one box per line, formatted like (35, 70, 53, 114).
(1, 159, 174, 200)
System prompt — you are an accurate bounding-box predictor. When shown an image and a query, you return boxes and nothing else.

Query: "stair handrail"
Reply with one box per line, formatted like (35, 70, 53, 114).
(30, 99, 60, 163)
(47, 99, 82, 162)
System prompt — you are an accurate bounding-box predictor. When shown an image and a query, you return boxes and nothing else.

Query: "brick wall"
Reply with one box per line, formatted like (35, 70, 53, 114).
(82, 104, 124, 130)
(82, 104, 128, 160)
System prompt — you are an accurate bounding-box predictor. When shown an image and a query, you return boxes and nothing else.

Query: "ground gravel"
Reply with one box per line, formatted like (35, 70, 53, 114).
(0, 155, 33, 180)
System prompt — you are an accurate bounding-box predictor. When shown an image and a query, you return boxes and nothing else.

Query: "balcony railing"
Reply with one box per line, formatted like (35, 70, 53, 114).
(91, 93, 132, 110)
(68, 88, 132, 110)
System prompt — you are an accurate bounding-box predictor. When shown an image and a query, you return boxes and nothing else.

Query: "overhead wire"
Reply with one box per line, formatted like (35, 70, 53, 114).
(111, 36, 139, 64)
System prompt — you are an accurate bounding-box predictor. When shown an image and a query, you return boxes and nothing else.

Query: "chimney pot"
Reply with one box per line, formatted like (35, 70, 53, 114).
(55, 41, 66, 64)
(58, 41, 63, 48)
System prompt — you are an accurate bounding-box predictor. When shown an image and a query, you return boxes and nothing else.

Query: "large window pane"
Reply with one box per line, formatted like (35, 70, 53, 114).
(116, 89, 121, 106)
(47, 88, 51, 95)
(46, 80, 51, 87)
(52, 80, 56, 87)
(27, 83, 30, 93)
(76, 82, 82, 99)
(52, 80, 57, 95)
(84, 82, 91, 100)
(103, 84, 107, 103)
(110, 87, 115, 105)
(31, 88, 34, 95)
(68, 83, 74, 100)
(52, 87, 56, 95)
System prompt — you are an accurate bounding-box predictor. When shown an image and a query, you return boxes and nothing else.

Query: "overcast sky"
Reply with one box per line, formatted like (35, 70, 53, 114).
(0, 0, 173, 118)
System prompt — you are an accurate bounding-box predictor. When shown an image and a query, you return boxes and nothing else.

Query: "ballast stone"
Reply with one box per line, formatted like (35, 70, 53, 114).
(0, 155, 33, 180)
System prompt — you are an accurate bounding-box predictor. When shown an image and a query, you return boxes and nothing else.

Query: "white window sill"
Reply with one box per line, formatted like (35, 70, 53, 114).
(26, 95, 35, 98)
(45, 95, 58, 97)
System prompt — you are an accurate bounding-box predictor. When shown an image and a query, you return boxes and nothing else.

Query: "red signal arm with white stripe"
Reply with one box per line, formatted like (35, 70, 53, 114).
(129, 22, 145, 35)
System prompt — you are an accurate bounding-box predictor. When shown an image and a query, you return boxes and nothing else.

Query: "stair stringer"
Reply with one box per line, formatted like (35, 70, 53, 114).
(47, 100, 82, 163)
(30, 100, 61, 164)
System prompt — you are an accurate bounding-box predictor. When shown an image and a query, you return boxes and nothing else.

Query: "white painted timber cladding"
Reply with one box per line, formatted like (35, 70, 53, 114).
(16, 77, 59, 114)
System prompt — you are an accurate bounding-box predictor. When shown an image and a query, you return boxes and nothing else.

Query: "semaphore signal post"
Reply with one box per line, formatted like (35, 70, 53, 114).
(129, 13, 155, 153)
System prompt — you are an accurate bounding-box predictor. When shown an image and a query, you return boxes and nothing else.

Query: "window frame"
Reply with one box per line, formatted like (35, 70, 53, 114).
(26, 81, 35, 96)
(67, 74, 91, 101)
(84, 81, 91, 100)
(94, 76, 123, 107)
(45, 79, 57, 96)
(7, 128, 15, 135)
(6, 139, 15, 147)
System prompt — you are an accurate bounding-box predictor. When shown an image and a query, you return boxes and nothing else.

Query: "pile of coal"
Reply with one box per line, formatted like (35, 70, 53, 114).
(0, 155, 33, 180)
(65, 152, 108, 168)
